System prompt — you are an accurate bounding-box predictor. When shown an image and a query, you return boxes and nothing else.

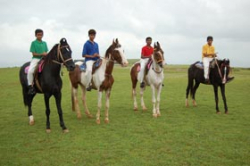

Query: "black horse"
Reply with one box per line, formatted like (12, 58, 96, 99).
(185, 58, 232, 114)
(19, 38, 75, 133)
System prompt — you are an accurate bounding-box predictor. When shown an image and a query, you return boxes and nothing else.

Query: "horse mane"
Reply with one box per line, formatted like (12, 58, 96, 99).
(104, 45, 114, 58)
(44, 44, 58, 64)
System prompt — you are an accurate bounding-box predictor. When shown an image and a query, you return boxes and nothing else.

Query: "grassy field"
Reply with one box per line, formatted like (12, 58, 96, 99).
(0, 60, 250, 166)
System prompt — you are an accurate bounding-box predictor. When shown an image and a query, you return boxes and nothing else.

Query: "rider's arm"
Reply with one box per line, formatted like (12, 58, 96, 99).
(32, 52, 47, 57)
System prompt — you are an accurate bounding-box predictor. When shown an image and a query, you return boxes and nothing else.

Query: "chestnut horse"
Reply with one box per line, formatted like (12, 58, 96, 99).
(69, 39, 128, 124)
(130, 42, 164, 117)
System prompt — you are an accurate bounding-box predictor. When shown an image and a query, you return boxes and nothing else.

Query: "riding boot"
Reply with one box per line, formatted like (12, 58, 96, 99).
(86, 84, 92, 91)
(140, 82, 145, 88)
(28, 85, 36, 95)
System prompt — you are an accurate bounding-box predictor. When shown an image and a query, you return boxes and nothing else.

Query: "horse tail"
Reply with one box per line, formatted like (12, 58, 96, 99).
(130, 63, 138, 98)
(19, 63, 29, 107)
(186, 66, 194, 99)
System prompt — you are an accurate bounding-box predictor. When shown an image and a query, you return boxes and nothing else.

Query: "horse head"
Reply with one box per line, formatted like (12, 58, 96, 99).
(153, 42, 164, 68)
(220, 58, 231, 80)
(105, 38, 128, 67)
(57, 38, 75, 71)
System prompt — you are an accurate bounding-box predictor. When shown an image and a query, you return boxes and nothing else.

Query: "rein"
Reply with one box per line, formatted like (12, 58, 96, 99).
(214, 58, 223, 80)
(52, 44, 72, 65)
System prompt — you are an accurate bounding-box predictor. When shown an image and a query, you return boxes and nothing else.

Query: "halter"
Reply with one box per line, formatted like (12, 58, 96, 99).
(152, 51, 163, 74)
(52, 44, 73, 65)
(214, 58, 229, 82)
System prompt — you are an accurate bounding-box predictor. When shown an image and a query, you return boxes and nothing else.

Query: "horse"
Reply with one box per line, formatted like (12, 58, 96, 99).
(130, 42, 164, 117)
(69, 38, 128, 124)
(185, 58, 231, 114)
(19, 38, 75, 133)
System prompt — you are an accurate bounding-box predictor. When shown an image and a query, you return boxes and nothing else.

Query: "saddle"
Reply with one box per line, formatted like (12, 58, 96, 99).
(136, 58, 153, 75)
(79, 59, 103, 74)
(194, 59, 216, 70)
(24, 60, 45, 92)
(25, 60, 45, 74)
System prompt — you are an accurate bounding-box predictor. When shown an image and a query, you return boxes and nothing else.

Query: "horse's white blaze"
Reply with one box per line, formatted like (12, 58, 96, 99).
(223, 66, 227, 83)
(115, 47, 128, 65)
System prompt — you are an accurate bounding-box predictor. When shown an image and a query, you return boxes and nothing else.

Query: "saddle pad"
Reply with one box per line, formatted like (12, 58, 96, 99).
(24, 60, 45, 74)
(136, 59, 153, 72)
(195, 61, 204, 69)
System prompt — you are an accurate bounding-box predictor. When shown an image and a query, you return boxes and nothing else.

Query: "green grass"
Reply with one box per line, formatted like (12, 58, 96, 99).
(0, 62, 250, 166)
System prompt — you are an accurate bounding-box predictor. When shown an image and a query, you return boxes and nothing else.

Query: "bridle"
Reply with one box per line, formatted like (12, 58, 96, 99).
(52, 44, 72, 65)
(152, 50, 164, 74)
(214, 58, 229, 82)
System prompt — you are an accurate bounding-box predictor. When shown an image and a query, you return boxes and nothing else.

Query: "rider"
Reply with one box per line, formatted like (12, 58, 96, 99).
(139, 37, 154, 88)
(82, 29, 100, 91)
(28, 29, 48, 95)
(202, 36, 234, 84)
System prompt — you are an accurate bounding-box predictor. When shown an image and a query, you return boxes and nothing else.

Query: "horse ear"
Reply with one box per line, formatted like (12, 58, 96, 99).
(116, 38, 119, 44)
(60, 38, 67, 45)
(157, 41, 161, 48)
(112, 39, 116, 45)
(154, 42, 157, 48)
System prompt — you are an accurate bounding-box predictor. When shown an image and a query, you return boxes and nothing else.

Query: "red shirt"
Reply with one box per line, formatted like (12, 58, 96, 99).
(141, 45, 154, 57)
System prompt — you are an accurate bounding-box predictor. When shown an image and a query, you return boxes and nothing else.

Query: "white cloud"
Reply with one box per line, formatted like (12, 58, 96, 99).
(0, 0, 249, 67)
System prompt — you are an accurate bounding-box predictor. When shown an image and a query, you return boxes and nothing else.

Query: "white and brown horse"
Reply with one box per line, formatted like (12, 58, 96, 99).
(69, 39, 128, 124)
(130, 42, 164, 117)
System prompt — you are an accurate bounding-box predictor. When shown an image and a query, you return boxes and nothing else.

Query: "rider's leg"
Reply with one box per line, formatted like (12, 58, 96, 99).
(27, 58, 40, 94)
(86, 60, 95, 91)
(139, 58, 148, 88)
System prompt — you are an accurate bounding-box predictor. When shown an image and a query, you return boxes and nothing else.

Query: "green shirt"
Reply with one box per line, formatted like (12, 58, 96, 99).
(30, 40, 48, 59)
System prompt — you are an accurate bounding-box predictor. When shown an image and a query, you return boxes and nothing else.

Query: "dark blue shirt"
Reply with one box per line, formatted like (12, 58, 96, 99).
(82, 40, 99, 62)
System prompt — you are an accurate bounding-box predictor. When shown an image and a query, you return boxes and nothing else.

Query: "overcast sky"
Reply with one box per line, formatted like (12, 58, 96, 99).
(0, 0, 249, 67)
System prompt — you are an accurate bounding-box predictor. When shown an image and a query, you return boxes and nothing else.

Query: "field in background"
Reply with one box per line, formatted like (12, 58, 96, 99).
(0, 61, 249, 165)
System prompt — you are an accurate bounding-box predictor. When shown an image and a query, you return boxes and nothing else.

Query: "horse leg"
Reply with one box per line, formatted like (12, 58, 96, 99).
(192, 81, 200, 107)
(54, 92, 68, 132)
(72, 87, 82, 119)
(185, 76, 193, 107)
(27, 95, 35, 125)
(213, 85, 220, 114)
(156, 85, 162, 117)
(220, 85, 228, 114)
(81, 86, 92, 118)
(150, 85, 157, 117)
(140, 87, 147, 111)
(96, 91, 103, 124)
(132, 88, 138, 111)
(44, 93, 52, 133)
(104, 89, 111, 124)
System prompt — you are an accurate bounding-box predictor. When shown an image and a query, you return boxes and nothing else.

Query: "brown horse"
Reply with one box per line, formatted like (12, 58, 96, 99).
(69, 39, 128, 124)
(130, 42, 164, 117)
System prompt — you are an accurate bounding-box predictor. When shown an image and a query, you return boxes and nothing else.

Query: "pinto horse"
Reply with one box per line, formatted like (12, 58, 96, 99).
(130, 42, 164, 117)
(185, 58, 231, 114)
(19, 38, 75, 133)
(69, 39, 128, 124)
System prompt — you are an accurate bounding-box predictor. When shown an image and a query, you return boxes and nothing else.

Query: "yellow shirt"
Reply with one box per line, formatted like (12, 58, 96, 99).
(202, 44, 215, 59)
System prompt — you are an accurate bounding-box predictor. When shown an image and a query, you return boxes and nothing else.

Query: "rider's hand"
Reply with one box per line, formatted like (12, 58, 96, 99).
(42, 52, 47, 56)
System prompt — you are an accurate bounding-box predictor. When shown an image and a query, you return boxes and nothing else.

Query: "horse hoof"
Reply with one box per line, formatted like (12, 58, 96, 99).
(77, 115, 82, 120)
(216, 111, 221, 114)
(157, 113, 161, 117)
(63, 129, 69, 133)
(29, 120, 35, 126)
(152, 114, 158, 118)
(46, 129, 51, 133)
(142, 107, 147, 111)
(134, 107, 138, 111)
(96, 119, 100, 124)
(225, 111, 228, 114)
(185, 99, 189, 107)
(86, 114, 93, 119)
(105, 119, 109, 124)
